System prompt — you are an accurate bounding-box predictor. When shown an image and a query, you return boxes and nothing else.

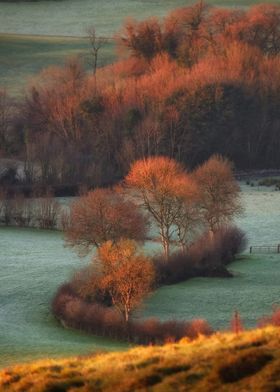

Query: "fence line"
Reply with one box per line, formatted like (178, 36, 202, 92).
(249, 245, 280, 254)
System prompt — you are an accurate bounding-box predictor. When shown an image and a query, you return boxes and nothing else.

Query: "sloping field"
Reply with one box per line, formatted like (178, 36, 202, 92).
(1, 327, 279, 391)
(0, 34, 116, 95)
(1, 0, 280, 38)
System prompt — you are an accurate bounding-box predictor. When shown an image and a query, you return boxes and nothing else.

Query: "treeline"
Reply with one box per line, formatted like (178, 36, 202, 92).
(1, 2, 280, 190)
(0, 188, 65, 229)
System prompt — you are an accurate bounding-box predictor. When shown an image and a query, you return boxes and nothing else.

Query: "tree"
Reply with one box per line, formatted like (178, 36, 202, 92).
(125, 156, 193, 259)
(0, 89, 14, 155)
(65, 188, 148, 255)
(35, 192, 61, 229)
(98, 239, 155, 324)
(231, 310, 243, 334)
(230, 4, 280, 55)
(118, 18, 163, 61)
(0, 189, 3, 212)
(165, 1, 209, 66)
(193, 155, 243, 234)
(86, 26, 108, 85)
(173, 190, 201, 252)
(11, 194, 33, 227)
(25, 58, 86, 143)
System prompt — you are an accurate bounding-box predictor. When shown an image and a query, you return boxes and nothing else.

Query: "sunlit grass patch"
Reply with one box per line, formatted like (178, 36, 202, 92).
(1, 327, 280, 391)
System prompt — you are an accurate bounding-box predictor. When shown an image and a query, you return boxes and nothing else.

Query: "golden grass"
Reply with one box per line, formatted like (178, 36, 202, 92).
(0, 327, 280, 391)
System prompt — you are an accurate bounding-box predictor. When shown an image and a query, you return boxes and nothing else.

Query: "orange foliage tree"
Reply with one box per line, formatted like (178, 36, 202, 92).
(65, 188, 148, 255)
(26, 58, 86, 143)
(230, 4, 280, 55)
(98, 239, 155, 323)
(193, 155, 243, 234)
(118, 17, 163, 61)
(125, 156, 197, 259)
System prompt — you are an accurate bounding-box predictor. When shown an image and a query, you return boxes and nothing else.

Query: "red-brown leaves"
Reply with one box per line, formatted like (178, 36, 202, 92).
(65, 188, 148, 255)
(125, 156, 199, 258)
(258, 307, 280, 328)
(117, 17, 163, 61)
(97, 239, 155, 322)
(193, 155, 243, 232)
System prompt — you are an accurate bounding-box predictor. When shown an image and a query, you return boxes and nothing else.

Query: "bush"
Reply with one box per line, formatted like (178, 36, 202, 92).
(258, 307, 280, 327)
(52, 226, 245, 342)
(259, 178, 280, 189)
(154, 226, 247, 285)
(52, 282, 212, 344)
(52, 227, 245, 344)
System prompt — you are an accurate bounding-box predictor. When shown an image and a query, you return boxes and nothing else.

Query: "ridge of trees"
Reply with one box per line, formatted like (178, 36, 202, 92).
(1, 2, 280, 190)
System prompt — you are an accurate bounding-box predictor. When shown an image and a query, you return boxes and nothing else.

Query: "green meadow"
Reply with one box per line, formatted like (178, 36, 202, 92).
(0, 34, 116, 96)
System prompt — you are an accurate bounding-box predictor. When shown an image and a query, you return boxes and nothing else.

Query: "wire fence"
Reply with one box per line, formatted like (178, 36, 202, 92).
(249, 245, 280, 254)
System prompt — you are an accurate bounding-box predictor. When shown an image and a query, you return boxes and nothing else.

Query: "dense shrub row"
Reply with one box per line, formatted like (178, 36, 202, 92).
(52, 227, 245, 343)
(154, 227, 247, 285)
(52, 283, 212, 344)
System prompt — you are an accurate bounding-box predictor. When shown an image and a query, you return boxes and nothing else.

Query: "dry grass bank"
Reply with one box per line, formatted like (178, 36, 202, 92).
(0, 327, 279, 391)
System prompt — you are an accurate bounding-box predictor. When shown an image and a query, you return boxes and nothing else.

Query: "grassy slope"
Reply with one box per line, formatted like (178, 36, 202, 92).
(1, 327, 279, 391)
(0, 34, 116, 96)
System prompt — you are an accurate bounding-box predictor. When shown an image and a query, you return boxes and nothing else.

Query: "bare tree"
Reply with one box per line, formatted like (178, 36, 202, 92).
(11, 194, 33, 227)
(0, 188, 6, 220)
(35, 192, 60, 229)
(86, 26, 108, 79)
(0, 89, 14, 154)
(1, 198, 12, 226)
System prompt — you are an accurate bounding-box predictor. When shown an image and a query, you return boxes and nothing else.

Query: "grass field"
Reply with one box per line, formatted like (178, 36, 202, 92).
(1, 326, 279, 391)
(0, 34, 116, 96)
(1, 0, 280, 38)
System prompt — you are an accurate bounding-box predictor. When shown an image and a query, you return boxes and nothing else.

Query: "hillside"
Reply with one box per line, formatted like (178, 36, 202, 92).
(0, 34, 116, 96)
(1, 327, 279, 391)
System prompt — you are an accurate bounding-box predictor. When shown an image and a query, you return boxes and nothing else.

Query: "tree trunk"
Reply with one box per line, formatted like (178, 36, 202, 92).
(124, 307, 132, 341)
(208, 225, 215, 242)
(124, 307, 129, 323)
(162, 237, 170, 261)
(180, 241, 187, 254)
